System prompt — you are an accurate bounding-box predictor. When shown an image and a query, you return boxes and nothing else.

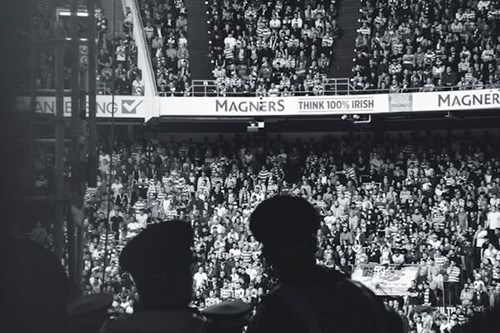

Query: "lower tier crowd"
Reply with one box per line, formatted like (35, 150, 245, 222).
(30, 131, 500, 332)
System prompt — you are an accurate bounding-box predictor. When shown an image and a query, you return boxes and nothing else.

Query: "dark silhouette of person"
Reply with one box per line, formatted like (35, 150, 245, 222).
(247, 195, 403, 333)
(105, 220, 206, 333)
(462, 303, 500, 333)
(2, 237, 70, 333)
(67, 293, 114, 333)
(202, 299, 253, 333)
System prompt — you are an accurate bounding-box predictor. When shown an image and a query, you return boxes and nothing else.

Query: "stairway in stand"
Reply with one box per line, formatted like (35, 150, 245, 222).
(330, 0, 360, 79)
(185, 0, 212, 80)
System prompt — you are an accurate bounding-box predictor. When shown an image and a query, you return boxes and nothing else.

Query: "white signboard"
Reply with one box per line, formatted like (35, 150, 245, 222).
(351, 264, 420, 296)
(16, 95, 145, 118)
(158, 95, 390, 117)
(412, 89, 500, 112)
(17, 89, 500, 120)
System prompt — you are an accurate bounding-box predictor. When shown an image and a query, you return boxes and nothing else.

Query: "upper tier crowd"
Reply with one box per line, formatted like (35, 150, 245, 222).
(138, 0, 500, 96)
(206, 0, 340, 96)
(140, 0, 192, 96)
(96, 6, 144, 96)
(353, 0, 500, 92)
(26, 1, 500, 96)
(26, 4, 144, 96)
(25, 131, 494, 332)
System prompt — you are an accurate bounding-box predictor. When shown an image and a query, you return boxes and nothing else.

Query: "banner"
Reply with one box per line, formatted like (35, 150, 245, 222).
(17, 88, 500, 120)
(351, 264, 420, 296)
(16, 96, 145, 118)
(412, 89, 500, 112)
(158, 95, 389, 117)
(389, 93, 413, 112)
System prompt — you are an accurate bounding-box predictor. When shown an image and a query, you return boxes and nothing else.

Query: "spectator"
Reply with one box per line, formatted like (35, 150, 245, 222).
(28, 7, 140, 95)
(446, 260, 462, 306)
(123, 7, 134, 35)
(140, 0, 191, 95)
(107, 220, 205, 332)
(31, 129, 496, 330)
(353, 0, 500, 91)
(132, 74, 145, 96)
(206, 0, 340, 95)
(247, 196, 398, 333)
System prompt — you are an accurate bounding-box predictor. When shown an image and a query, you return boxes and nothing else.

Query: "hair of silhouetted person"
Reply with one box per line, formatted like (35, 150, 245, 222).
(249, 196, 320, 267)
(119, 220, 195, 310)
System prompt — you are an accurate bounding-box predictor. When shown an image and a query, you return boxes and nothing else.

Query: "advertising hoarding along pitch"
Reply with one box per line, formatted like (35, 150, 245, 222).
(351, 264, 420, 296)
(16, 89, 500, 119)
(412, 89, 500, 111)
(158, 95, 388, 116)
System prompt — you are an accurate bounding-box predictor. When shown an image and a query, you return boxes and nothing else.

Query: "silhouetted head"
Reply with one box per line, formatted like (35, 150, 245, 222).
(249, 196, 320, 273)
(120, 220, 194, 311)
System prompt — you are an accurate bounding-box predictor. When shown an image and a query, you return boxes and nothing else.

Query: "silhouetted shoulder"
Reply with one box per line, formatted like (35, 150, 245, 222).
(249, 267, 393, 333)
(105, 310, 206, 333)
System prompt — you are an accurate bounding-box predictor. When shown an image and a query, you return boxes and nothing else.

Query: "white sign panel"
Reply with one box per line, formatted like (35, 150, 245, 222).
(16, 96, 145, 118)
(158, 95, 389, 116)
(351, 264, 420, 296)
(412, 89, 500, 112)
(389, 93, 413, 112)
(18, 89, 500, 121)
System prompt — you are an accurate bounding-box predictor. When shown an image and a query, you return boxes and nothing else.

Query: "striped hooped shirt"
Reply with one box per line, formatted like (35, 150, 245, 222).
(424, 288, 430, 304)
(220, 287, 232, 300)
(434, 255, 447, 268)
(345, 167, 356, 180)
(447, 265, 461, 283)
(241, 250, 253, 264)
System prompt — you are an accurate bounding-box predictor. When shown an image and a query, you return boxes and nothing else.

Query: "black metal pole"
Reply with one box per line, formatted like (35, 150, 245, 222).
(88, 0, 97, 188)
(68, 0, 80, 297)
(28, 28, 38, 165)
(54, 22, 65, 261)
(101, 0, 117, 290)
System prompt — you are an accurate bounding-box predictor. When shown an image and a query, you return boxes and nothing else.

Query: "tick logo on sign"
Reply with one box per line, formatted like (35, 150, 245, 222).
(121, 99, 143, 114)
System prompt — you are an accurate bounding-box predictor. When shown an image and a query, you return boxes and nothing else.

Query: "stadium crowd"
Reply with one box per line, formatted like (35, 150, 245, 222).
(27, 4, 143, 96)
(96, 6, 144, 96)
(35, 130, 497, 332)
(353, 0, 500, 92)
(206, 0, 341, 96)
(139, 0, 191, 96)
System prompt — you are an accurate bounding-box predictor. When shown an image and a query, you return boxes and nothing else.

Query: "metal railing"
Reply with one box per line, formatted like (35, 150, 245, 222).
(160, 78, 500, 97)
(184, 78, 355, 97)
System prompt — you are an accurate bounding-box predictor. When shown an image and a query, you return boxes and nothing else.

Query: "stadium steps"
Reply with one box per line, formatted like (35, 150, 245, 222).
(330, 0, 360, 79)
(99, 0, 124, 37)
(185, 0, 212, 80)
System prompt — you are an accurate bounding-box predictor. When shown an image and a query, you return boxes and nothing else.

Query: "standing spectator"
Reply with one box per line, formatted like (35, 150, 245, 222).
(123, 7, 133, 35)
(110, 208, 124, 241)
(132, 74, 145, 96)
(247, 196, 398, 333)
(445, 259, 462, 306)
(443, 66, 458, 88)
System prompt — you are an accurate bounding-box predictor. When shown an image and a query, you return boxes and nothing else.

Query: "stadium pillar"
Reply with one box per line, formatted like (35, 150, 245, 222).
(71, 0, 98, 297)
(69, 0, 85, 297)
(28, 30, 38, 165)
(88, 0, 97, 188)
(54, 23, 65, 262)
